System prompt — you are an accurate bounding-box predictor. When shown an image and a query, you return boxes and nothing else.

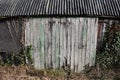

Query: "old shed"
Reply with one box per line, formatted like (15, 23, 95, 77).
(0, 0, 119, 72)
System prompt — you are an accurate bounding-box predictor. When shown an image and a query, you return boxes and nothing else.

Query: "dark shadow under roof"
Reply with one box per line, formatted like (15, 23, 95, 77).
(0, 0, 120, 17)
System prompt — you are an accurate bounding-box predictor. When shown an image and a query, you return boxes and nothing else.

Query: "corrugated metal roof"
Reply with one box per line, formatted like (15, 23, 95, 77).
(0, 0, 120, 17)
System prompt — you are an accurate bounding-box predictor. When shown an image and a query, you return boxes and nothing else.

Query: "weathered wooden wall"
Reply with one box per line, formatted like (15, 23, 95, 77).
(25, 18, 98, 72)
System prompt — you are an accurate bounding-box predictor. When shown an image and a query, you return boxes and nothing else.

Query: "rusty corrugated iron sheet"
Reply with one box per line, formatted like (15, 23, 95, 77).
(0, 0, 119, 17)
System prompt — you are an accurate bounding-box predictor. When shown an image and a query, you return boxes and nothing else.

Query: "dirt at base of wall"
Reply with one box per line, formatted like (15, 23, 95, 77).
(0, 65, 120, 80)
(1, 65, 119, 80)
(0, 65, 39, 80)
(0, 65, 89, 80)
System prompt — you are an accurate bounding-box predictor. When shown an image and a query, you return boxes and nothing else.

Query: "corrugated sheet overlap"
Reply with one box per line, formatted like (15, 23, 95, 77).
(0, 0, 119, 17)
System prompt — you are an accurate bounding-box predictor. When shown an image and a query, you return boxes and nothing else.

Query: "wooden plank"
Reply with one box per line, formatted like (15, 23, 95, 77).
(25, 19, 30, 46)
(89, 18, 92, 66)
(83, 18, 88, 66)
(51, 19, 55, 69)
(39, 18, 45, 69)
(92, 18, 98, 65)
(67, 18, 71, 66)
(63, 18, 67, 67)
(79, 18, 83, 70)
(75, 18, 79, 72)
(59, 18, 64, 68)
(74, 18, 77, 72)
(55, 19, 59, 68)
(70, 18, 75, 70)
(68, 18, 72, 69)
(44, 19, 49, 68)
(73, 18, 76, 71)
(80, 18, 85, 70)
(77, 18, 83, 72)
(65, 18, 69, 66)
(48, 18, 52, 68)
(32, 19, 39, 69)
(92, 18, 96, 66)
(89, 18, 94, 66)
(58, 19, 61, 68)
(33, 19, 38, 69)
(86, 18, 91, 67)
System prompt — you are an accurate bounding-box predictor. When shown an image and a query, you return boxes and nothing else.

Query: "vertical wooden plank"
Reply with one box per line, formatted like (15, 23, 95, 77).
(91, 19, 94, 65)
(34, 19, 39, 69)
(63, 18, 65, 67)
(82, 18, 86, 69)
(92, 18, 98, 65)
(89, 18, 94, 66)
(84, 18, 88, 69)
(73, 18, 77, 71)
(35, 19, 39, 69)
(75, 18, 80, 72)
(30, 19, 34, 48)
(86, 18, 91, 66)
(78, 19, 82, 71)
(67, 18, 71, 66)
(68, 18, 71, 69)
(80, 18, 84, 70)
(70, 18, 73, 70)
(54, 19, 57, 68)
(84, 18, 88, 66)
(48, 18, 52, 68)
(73, 18, 76, 72)
(94, 18, 98, 65)
(73, 18, 77, 72)
(89, 19, 92, 66)
(59, 18, 63, 68)
(63, 18, 67, 67)
(25, 19, 30, 46)
(65, 18, 68, 67)
(89, 18, 92, 66)
(32, 19, 39, 69)
(48, 18, 53, 68)
(39, 18, 45, 69)
(29, 19, 35, 67)
(51, 19, 55, 69)
(58, 19, 61, 68)
(44, 19, 49, 68)
(71, 18, 76, 71)
(33, 19, 38, 69)
(74, 18, 76, 71)
(60, 18, 65, 67)
(54, 19, 59, 68)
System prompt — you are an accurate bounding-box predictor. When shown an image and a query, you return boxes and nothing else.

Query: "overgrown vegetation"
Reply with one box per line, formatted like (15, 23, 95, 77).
(95, 21, 120, 79)
(0, 45, 33, 66)
(96, 22, 120, 69)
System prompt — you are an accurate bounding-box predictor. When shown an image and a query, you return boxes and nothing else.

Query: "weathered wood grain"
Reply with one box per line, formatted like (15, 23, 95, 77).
(25, 18, 98, 72)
